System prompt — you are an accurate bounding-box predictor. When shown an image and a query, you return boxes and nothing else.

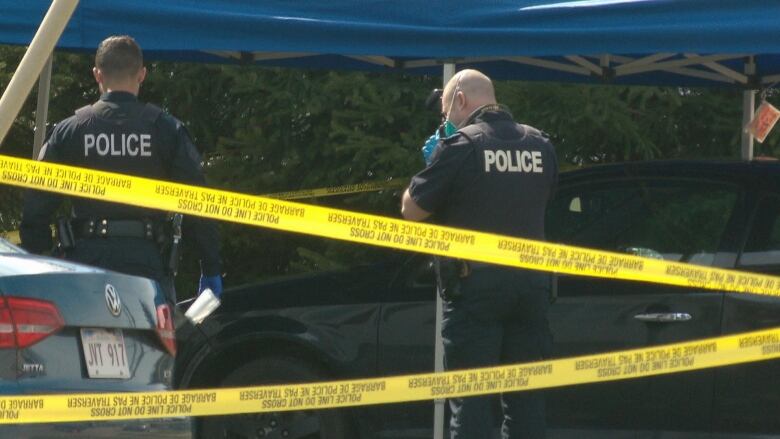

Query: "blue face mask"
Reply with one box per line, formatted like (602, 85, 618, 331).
(441, 119, 458, 137)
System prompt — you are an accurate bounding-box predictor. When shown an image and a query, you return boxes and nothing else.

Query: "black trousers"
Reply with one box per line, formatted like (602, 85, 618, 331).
(441, 266, 552, 439)
(66, 237, 176, 303)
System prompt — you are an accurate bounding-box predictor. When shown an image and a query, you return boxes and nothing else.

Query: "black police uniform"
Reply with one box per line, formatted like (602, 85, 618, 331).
(20, 91, 221, 302)
(408, 105, 557, 439)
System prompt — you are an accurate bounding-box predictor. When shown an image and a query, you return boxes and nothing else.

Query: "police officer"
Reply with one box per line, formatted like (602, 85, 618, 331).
(401, 69, 558, 439)
(20, 35, 222, 303)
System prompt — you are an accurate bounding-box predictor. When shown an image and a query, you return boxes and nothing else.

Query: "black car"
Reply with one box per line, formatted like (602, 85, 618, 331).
(176, 160, 780, 438)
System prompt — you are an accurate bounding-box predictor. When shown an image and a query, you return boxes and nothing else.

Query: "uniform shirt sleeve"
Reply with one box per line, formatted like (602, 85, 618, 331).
(548, 143, 559, 202)
(166, 117, 208, 184)
(408, 135, 472, 214)
(160, 115, 222, 276)
(19, 123, 71, 253)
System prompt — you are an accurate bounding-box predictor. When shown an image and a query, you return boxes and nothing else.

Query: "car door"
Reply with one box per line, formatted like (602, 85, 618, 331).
(713, 192, 780, 436)
(544, 177, 740, 438)
(375, 255, 438, 438)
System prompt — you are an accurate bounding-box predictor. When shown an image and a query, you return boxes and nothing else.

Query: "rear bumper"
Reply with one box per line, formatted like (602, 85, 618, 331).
(0, 416, 193, 438)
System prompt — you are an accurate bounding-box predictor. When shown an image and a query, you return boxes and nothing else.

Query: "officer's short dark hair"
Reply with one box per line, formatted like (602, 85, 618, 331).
(95, 36, 143, 81)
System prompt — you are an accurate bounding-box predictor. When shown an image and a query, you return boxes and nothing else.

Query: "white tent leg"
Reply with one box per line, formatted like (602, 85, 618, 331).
(32, 55, 53, 159)
(741, 57, 756, 161)
(741, 90, 755, 160)
(433, 63, 456, 439)
(0, 0, 79, 147)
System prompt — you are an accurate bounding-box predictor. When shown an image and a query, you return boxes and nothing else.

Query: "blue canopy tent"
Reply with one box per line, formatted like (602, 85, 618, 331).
(3, 0, 780, 87)
(3, 0, 780, 160)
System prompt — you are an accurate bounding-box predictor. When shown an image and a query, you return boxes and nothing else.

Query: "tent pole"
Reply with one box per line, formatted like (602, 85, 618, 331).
(32, 54, 53, 159)
(740, 57, 756, 161)
(0, 0, 79, 148)
(741, 90, 755, 160)
(433, 62, 456, 439)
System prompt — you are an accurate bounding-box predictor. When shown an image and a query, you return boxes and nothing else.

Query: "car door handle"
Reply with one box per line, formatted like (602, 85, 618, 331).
(633, 313, 692, 323)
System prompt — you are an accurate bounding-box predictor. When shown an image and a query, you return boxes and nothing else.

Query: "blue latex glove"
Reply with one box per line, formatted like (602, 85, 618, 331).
(421, 131, 440, 165)
(198, 274, 223, 298)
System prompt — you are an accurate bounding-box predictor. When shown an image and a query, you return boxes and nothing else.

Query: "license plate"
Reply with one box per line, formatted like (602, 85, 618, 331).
(80, 328, 130, 379)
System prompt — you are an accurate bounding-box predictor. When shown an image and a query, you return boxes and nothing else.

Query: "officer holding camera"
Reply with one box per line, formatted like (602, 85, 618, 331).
(402, 69, 558, 438)
(20, 35, 222, 303)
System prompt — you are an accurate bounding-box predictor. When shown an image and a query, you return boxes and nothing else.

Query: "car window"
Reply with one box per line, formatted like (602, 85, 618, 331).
(546, 180, 738, 266)
(0, 238, 24, 254)
(738, 195, 780, 273)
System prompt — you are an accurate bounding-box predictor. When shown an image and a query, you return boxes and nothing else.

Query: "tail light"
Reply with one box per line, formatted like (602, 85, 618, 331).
(0, 299, 14, 348)
(155, 304, 176, 356)
(0, 297, 65, 348)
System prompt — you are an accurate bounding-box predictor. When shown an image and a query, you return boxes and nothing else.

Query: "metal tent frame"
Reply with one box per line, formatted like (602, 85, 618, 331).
(14, 51, 778, 161)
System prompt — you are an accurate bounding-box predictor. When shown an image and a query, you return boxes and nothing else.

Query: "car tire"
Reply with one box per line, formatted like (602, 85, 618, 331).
(197, 355, 356, 439)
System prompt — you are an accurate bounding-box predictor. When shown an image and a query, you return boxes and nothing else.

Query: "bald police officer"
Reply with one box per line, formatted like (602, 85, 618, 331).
(20, 35, 222, 303)
(402, 69, 558, 439)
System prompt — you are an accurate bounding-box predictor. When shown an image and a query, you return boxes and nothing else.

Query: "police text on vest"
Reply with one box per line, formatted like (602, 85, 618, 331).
(84, 133, 151, 157)
(484, 150, 543, 173)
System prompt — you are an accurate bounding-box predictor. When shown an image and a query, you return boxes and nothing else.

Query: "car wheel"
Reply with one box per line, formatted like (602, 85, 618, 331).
(198, 355, 356, 439)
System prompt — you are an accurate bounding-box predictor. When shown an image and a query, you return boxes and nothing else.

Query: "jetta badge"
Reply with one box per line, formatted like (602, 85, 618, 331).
(105, 284, 121, 317)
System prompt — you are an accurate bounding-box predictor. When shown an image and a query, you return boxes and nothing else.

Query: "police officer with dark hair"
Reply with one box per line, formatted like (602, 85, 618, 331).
(20, 35, 222, 303)
(402, 69, 558, 439)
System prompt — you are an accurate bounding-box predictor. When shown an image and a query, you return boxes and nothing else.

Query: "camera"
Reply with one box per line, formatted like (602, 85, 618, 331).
(425, 88, 443, 112)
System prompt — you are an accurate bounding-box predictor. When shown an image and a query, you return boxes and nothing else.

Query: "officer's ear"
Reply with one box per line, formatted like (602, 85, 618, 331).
(92, 67, 106, 93)
(92, 67, 103, 85)
(455, 90, 467, 111)
(137, 67, 147, 85)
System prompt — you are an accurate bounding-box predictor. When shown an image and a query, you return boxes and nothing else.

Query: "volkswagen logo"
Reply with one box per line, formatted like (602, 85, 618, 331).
(105, 284, 122, 317)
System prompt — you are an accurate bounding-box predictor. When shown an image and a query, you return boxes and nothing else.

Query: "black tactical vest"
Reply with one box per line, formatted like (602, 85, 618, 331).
(439, 110, 557, 240)
(65, 99, 171, 220)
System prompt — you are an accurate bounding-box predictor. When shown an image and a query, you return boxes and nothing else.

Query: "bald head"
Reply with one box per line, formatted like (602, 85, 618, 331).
(442, 69, 496, 127)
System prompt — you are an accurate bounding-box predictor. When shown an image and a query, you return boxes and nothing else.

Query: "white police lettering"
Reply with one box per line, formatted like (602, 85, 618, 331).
(484, 149, 543, 173)
(83, 134, 152, 157)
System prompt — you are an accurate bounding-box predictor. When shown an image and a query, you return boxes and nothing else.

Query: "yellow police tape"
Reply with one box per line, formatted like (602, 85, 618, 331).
(1, 154, 779, 297)
(0, 325, 777, 423)
(1, 154, 780, 423)
(0, 178, 402, 246)
(265, 179, 405, 200)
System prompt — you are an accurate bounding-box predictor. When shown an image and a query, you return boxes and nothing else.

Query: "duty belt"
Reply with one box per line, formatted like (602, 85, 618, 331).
(73, 219, 157, 240)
